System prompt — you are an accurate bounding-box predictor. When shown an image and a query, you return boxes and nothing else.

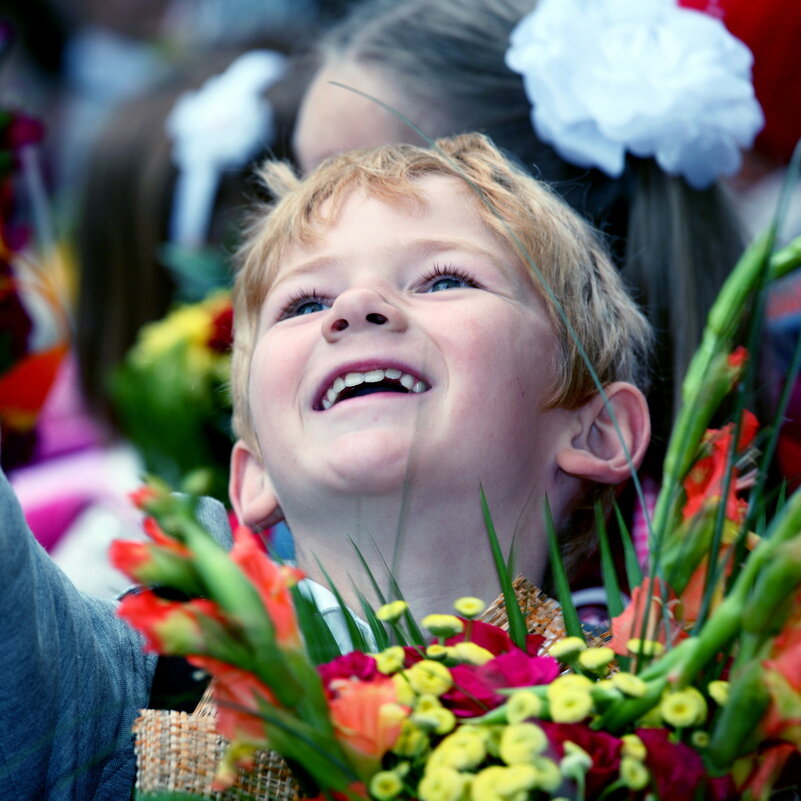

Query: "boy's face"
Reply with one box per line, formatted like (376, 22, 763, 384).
(243, 176, 574, 511)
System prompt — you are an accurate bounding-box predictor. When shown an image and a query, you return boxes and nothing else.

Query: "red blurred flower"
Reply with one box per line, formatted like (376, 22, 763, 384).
(637, 728, 736, 799)
(228, 525, 304, 649)
(541, 721, 622, 798)
(207, 303, 233, 353)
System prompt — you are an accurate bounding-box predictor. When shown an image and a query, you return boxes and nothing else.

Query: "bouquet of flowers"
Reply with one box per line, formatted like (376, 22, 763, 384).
(109, 289, 234, 503)
(112, 213, 801, 798)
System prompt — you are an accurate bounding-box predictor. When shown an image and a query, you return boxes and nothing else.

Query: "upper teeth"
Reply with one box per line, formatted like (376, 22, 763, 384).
(321, 368, 428, 409)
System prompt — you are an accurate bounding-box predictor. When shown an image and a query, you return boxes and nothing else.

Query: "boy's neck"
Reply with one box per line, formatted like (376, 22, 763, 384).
(285, 483, 552, 619)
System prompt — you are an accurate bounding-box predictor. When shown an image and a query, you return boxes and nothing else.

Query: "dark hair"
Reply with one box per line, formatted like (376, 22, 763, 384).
(74, 46, 310, 431)
(315, 0, 746, 469)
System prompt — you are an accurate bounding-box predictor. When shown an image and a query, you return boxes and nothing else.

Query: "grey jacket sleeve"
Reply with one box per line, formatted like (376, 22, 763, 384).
(0, 469, 157, 801)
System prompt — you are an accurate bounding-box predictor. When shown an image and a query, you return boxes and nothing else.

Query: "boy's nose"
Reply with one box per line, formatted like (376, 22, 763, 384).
(322, 287, 407, 342)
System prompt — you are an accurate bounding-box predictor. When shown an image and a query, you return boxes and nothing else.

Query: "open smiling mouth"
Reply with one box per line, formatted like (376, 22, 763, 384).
(318, 368, 430, 410)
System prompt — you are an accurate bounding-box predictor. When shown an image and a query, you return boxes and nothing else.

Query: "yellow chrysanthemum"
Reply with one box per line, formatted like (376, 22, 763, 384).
(454, 597, 486, 618)
(376, 646, 407, 674)
(426, 643, 453, 661)
(422, 614, 464, 638)
(392, 673, 416, 706)
(407, 660, 453, 696)
(621, 734, 646, 761)
(560, 740, 592, 780)
(548, 690, 593, 724)
(499, 723, 548, 764)
(392, 720, 429, 759)
(452, 641, 495, 665)
(548, 636, 587, 661)
(577, 646, 615, 673)
(626, 638, 664, 657)
(708, 680, 729, 706)
(660, 686, 707, 728)
(506, 689, 544, 724)
(429, 727, 487, 771)
(377, 600, 409, 623)
(547, 675, 594, 723)
(620, 756, 649, 791)
(611, 671, 648, 698)
(692, 730, 710, 748)
(412, 707, 456, 735)
(418, 767, 464, 801)
(370, 770, 404, 801)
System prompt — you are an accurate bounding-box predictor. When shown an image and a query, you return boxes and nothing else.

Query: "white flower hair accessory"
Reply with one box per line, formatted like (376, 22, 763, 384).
(166, 50, 287, 245)
(505, 0, 764, 189)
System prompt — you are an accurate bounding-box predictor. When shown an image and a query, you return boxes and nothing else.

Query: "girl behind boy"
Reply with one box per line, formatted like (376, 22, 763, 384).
(292, 0, 763, 473)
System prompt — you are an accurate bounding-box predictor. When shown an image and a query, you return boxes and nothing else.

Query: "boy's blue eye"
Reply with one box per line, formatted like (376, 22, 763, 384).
(294, 300, 327, 316)
(424, 264, 479, 293)
(430, 275, 468, 292)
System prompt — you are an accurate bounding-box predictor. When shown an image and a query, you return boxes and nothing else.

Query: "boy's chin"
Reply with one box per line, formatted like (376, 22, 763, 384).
(309, 431, 423, 496)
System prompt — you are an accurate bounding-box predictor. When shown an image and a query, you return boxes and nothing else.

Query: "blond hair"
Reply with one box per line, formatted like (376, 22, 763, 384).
(231, 133, 651, 450)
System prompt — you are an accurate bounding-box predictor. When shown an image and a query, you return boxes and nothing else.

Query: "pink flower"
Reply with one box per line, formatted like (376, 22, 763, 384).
(319, 652, 379, 695)
(441, 650, 559, 717)
(445, 619, 544, 656)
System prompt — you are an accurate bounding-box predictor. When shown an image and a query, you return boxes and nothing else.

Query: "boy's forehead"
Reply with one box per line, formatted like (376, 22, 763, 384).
(267, 175, 534, 289)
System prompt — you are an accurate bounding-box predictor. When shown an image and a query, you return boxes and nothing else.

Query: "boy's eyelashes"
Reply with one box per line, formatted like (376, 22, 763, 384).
(274, 263, 482, 321)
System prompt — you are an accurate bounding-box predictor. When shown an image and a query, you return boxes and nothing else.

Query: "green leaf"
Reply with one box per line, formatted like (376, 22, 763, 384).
(595, 500, 624, 620)
(314, 557, 370, 652)
(356, 590, 391, 651)
(613, 500, 643, 589)
(291, 585, 342, 665)
(480, 486, 527, 649)
(544, 496, 583, 640)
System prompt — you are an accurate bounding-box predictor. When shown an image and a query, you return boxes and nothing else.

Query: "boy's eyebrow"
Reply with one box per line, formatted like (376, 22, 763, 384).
(272, 238, 504, 289)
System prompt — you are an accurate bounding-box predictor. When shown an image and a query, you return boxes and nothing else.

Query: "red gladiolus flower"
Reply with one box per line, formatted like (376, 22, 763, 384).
(737, 743, 798, 801)
(189, 654, 278, 746)
(228, 525, 304, 649)
(118, 590, 226, 654)
(683, 410, 758, 523)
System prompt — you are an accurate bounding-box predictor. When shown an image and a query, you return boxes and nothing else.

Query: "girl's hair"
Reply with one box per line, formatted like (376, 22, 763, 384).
(230, 133, 652, 453)
(313, 0, 746, 469)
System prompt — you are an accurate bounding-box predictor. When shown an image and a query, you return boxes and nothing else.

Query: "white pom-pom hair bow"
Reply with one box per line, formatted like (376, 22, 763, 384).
(505, 0, 764, 189)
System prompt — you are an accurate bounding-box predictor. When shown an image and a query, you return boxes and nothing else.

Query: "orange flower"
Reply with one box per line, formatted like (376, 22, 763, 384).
(609, 577, 686, 656)
(736, 743, 797, 801)
(682, 410, 758, 523)
(327, 676, 408, 778)
(229, 525, 304, 649)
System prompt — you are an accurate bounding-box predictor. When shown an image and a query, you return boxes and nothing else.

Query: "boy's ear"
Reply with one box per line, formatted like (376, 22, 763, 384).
(556, 382, 650, 485)
(229, 439, 284, 529)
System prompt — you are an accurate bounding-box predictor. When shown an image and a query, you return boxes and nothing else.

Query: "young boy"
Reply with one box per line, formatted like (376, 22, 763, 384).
(0, 132, 650, 799)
